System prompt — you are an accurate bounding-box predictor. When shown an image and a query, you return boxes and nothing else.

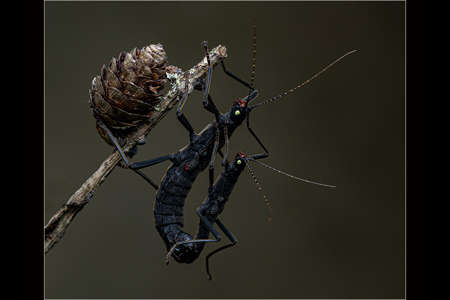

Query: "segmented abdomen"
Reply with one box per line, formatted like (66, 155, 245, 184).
(154, 164, 194, 229)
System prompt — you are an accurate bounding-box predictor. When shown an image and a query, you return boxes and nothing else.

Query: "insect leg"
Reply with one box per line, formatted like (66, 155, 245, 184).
(176, 72, 197, 141)
(128, 154, 173, 170)
(205, 219, 237, 280)
(165, 211, 237, 281)
(221, 125, 229, 166)
(215, 219, 237, 244)
(96, 119, 160, 189)
(165, 211, 222, 265)
(206, 94, 218, 110)
(245, 112, 270, 158)
(196, 210, 223, 241)
(117, 166, 159, 190)
(247, 152, 269, 161)
(220, 61, 256, 92)
(208, 125, 220, 187)
(97, 117, 173, 170)
(201, 41, 221, 118)
(96, 119, 131, 166)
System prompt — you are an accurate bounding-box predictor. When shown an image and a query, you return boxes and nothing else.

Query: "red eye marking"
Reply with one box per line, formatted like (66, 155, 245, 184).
(235, 151, 246, 159)
(233, 98, 246, 107)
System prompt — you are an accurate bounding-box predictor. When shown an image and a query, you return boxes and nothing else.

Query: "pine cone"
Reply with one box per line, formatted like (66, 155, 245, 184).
(90, 43, 168, 146)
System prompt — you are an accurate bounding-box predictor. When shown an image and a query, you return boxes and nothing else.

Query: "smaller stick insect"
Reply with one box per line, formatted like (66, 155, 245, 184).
(164, 150, 335, 280)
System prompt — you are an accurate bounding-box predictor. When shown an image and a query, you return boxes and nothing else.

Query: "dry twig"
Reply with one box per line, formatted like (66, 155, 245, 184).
(44, 45, 227, 253)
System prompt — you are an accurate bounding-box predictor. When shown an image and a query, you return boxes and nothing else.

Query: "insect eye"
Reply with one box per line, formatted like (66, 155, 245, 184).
(235, 110, 241, 116)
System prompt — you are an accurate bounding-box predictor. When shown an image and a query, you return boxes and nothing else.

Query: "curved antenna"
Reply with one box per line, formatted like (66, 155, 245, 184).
(244, 159, 273, 222)
(248, 158, 336, 188)
(249, 50, 357, 109)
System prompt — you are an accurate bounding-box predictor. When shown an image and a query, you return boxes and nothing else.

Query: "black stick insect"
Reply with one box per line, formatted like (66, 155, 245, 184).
(96, 21, 355, 263)
(163, 150, 335, 280)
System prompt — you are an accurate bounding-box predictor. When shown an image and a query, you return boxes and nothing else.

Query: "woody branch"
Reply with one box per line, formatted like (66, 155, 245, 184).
(44, 45, 227, 254)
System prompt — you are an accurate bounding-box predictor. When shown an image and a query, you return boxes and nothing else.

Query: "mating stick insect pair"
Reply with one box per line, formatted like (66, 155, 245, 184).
(95, 22, 355, 279)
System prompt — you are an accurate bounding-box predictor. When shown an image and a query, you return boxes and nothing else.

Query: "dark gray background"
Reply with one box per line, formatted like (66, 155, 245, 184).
(44, 1, 405, 299)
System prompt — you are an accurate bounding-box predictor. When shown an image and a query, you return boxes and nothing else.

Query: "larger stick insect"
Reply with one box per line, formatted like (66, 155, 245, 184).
(96, 21, 355, 264)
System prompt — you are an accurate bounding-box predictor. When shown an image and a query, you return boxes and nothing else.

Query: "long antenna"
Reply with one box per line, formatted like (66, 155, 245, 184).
(246, 19, 257, 108)
(248, 158, 336, 188)
(249, 19, 256, 89)
(250, 50, 357, 109)
(245, 161, 273, 222)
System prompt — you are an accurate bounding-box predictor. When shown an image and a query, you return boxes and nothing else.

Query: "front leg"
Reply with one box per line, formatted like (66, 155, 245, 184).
(221, 60, 256, 92)
(176, 71, 197, 142)
(245, 111, 270, 159)
(201, 41, 221, 119)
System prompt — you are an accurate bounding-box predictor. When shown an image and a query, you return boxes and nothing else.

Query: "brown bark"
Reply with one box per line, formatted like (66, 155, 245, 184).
(44, 45, 227, 253)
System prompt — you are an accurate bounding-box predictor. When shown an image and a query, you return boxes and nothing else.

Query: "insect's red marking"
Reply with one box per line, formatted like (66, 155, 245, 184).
(235, 151, 246, 159)
(233, 98, 246, 107)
